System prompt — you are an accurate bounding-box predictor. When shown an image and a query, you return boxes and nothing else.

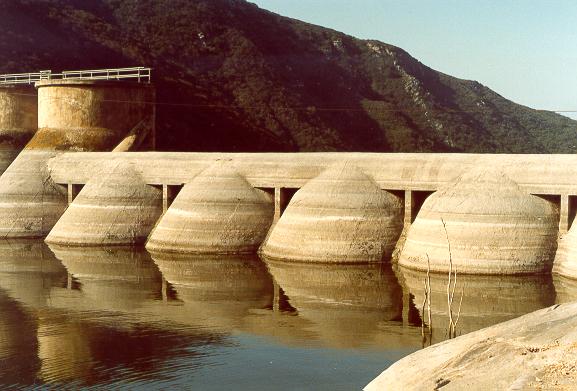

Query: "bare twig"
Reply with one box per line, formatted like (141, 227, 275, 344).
(441, 217, 465, 338)
(426, 254, 432, 333)
(453, 283, 465, 334)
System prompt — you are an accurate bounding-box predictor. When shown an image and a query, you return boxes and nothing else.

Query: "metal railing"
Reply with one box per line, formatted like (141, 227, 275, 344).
(0, 67, 151, 85)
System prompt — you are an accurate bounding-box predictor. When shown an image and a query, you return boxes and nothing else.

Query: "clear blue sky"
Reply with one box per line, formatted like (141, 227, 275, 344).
(251, 0, 577, 120)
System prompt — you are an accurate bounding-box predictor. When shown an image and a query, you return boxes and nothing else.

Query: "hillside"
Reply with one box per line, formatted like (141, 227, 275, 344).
(1, 0, 576, 153)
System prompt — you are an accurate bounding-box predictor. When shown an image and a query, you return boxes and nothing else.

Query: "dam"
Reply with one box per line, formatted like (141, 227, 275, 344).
(1, 67, 577, 278)
(35, 151, 577, 277)
(2, 68, 577, 390)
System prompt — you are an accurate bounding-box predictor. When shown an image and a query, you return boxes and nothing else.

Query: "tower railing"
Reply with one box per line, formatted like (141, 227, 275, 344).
(0, 67, 152, 85)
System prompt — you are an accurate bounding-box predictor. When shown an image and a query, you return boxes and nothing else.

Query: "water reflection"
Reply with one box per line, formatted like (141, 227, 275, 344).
(398, 266, 556, 343)
(4, 240, 555, 388)
(262, 258, 419, 349)
(0, 240, 67, 307)
(0, 243, 223, 388)
(150, 252, 274, 332)
(48, 245, 163, 310)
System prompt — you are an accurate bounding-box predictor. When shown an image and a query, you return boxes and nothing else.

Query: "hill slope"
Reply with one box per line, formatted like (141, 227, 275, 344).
(1, 0, 576, 153)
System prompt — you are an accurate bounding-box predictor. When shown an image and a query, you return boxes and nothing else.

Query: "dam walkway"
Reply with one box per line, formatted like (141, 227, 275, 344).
(0, 67, 152, 85)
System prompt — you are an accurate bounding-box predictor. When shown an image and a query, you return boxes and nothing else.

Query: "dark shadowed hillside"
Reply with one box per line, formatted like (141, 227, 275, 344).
(1, 0, 576, 152)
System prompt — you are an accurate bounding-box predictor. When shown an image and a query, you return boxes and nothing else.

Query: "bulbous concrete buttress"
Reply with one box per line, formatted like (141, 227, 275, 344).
(260, 163, 404, 263)
(553, 227, 577, 279)
(0, 86, 38, 175)
(146, 165, 274, 254)
(399, 169, 559, 274)
(46, 160, 163, 246)
(0, 80, 154, 238)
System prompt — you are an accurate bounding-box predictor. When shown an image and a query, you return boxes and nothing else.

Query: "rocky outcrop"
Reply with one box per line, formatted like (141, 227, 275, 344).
(261, 163, 403, 263)
(399, 169, 559, 274)
(365, 301, 577, 390)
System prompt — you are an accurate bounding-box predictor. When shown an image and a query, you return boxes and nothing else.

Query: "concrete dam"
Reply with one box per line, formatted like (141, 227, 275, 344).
(2, 68, 577, 281)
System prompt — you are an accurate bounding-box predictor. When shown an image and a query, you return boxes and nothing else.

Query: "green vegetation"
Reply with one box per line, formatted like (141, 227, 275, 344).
(1, 0, 576, 153)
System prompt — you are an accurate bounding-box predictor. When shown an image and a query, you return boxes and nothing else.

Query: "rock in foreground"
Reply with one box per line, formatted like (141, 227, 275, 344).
(365, 302, 577, 390)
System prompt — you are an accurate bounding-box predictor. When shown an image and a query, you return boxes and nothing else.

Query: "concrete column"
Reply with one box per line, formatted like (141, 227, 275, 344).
(404, 190, 413, 226)
(67, 183, 80, 205)
(560, 193, 570, 234)
(274, 187, 287, 222)
(163, 184, 169, 212)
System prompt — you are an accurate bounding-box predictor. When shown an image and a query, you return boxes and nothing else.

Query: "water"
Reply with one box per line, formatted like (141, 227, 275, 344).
(0, 240, 570, 390)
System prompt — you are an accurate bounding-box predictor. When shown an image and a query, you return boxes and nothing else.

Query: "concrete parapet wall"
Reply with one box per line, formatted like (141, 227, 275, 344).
(47, 152, 577, 196)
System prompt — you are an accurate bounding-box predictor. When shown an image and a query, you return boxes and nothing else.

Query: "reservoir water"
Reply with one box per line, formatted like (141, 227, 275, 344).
(0, 240, 570, 390)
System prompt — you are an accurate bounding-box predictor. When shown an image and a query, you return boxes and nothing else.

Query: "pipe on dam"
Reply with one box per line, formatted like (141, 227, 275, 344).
(0, 85, 38, 175)
(398, 168, 559, 274)
(45, 160, 163, 246)
(146, 164, 274, 254)
(260, 163, 404, 263)
(0, 80, 154, 238)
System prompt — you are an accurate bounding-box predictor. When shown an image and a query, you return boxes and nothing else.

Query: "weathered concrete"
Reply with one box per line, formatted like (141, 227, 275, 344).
(47, 152, 577, 195)
(46, 160, 163, 246)
(398, 266, 555, 343)
(553, 225, 577, 280)
(146, 164, 274, 254)
(32, 80, 154, 151)
(0, 86, 37, 174)
(399, 169, 559, 274)
(0, 81, 154, 238)
(365, 302, 577, 390)
(261, 163, 403, 263)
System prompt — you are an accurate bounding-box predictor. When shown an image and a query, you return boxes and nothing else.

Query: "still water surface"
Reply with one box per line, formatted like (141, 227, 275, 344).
(0, 240, 573, 389)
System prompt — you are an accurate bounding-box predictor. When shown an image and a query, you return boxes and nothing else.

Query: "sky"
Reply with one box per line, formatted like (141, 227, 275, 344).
(251, 0, 577, 120)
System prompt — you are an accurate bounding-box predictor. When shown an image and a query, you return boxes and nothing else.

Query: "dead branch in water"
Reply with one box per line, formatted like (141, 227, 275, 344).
(441, 217, 464, 339)
(421, 254, 432, 346)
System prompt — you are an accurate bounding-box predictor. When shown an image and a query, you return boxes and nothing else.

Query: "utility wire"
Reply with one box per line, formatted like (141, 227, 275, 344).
(2, 90, 576, 115)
